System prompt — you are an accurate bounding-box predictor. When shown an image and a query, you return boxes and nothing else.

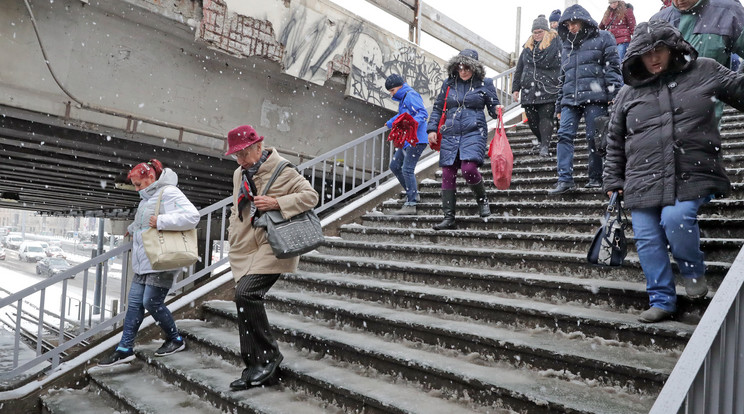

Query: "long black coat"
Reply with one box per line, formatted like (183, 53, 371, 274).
(512, 31, 561, 105)
(603, 20, 744, 208)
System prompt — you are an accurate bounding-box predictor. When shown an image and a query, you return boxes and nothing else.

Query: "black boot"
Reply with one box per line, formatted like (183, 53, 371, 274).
(433, 190, 456, 230)
(469, 180, 491, 217)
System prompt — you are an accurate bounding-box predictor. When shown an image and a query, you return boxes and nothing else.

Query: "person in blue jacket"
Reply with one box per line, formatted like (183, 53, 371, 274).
(548, 4, 622, 195)
(384, 74, 429, 215)
(427, 49, 501, 230)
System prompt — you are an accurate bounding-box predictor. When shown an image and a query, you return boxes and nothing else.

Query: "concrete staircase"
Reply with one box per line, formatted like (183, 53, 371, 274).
(39, 109, 744, 413)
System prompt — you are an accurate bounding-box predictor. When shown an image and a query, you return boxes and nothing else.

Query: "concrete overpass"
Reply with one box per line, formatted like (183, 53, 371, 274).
(0, 0, 512, 218)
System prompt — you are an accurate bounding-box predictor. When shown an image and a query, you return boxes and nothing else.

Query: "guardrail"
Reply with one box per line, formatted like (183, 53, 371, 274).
(649, 247, 744, 413)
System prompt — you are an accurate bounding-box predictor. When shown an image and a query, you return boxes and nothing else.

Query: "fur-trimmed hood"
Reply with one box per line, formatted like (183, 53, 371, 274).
(445, 49, 486, 80)
(622, 20, 698, 87)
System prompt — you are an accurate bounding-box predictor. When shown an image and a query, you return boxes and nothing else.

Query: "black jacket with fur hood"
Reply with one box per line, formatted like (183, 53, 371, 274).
(427, 49, 500, 167)
(603, 20, 744, 208)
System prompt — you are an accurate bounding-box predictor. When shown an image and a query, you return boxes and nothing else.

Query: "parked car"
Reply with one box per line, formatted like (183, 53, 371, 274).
(0, 247, 5, 260)
(18, 242, 46, 262)
(5, 235, 23, 250)
(45, 245, 66, 259)
(36, 257, 72, 277)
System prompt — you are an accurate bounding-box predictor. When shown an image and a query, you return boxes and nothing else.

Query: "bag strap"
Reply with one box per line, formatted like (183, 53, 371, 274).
(605, 191, 627, 227)
(442, 86, 450, 116)
(497, 107, 505, 135)
(260, 161, 294, 196)
(153, 186, 173, 216)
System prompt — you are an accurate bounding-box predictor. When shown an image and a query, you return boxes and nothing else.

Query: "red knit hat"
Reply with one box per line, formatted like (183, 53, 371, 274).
(225, 125, 264, 156)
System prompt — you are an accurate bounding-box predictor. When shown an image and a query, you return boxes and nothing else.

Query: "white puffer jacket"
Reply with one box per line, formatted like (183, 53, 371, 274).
(127, 168, 200, 274)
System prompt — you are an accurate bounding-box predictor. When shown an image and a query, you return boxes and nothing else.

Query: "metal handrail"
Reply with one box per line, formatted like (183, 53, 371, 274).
(649, 247, 744, 413)
(0, 66, 519, 386)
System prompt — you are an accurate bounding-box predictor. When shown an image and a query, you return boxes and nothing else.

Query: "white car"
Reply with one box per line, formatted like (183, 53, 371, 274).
(18, 242, 46, 262)
(5, 235, 23, 250)
(45, 245, 66, 259)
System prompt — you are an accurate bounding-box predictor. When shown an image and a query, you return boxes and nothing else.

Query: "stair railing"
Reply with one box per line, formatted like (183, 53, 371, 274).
(649, 247, 744, 413)
(0, 66, 519, 386)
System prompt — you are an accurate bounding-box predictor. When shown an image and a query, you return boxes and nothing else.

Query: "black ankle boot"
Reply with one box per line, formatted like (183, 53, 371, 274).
(469, 180, 491, 217)
(433, 190, 456, 230)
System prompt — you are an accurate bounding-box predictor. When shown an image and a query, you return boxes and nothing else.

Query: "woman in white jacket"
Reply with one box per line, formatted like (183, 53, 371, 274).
(99, 159, 200, 366)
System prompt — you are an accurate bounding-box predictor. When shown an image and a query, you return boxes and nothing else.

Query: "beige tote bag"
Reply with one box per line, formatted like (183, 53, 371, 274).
(141, 187, 199, 270)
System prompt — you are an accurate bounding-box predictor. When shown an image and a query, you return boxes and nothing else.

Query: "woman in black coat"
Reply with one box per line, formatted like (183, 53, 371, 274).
(512, 15, 561, 157)
(604, 20, 744, 323)
(427, 49, 501, 230)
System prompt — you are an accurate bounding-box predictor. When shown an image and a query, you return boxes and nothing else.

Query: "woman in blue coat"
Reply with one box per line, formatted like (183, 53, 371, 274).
(427, 49, 501, 230)
(384, 74, 429, 215)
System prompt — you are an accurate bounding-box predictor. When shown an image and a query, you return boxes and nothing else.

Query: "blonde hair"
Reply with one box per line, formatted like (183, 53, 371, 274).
(524, 29, 558, 51)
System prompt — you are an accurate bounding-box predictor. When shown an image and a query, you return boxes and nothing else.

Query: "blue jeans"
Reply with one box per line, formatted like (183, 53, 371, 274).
(631, 196, 712, 312)
(119, 280, 178, 349)
(617, 42, 629, 61)
(556, 104, 607, 183)
(390, 143, 427, 204)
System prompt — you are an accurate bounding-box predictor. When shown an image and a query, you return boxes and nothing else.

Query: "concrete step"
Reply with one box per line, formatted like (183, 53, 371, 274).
(337, 224, 744, 263)
(177, 314, 484, 414)
(41, 386, 134, 414)
(199, 301, 656, 414)
(265, 286, 677, 394)
(358, 214, 744, 238)
(295, 256, 709, 316)
(379, 198, 744, 219)
(279, 269, 700, 346)
(86, 359, 226, 414)
(316, 239, 731, 287)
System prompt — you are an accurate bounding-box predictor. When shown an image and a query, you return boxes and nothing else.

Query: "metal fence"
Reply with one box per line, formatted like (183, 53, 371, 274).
(0, 67, 519, 386)
(649, 248, 744, 413)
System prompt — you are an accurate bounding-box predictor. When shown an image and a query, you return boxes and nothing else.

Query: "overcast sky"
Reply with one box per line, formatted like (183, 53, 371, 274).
(330, 0, 664, 67)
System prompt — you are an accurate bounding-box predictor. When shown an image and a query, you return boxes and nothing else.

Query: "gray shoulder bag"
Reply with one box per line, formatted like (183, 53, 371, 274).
(253, 161, 324, 259)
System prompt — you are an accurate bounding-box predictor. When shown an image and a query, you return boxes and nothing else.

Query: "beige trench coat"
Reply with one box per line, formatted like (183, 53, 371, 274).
(227, 148, 319, 281)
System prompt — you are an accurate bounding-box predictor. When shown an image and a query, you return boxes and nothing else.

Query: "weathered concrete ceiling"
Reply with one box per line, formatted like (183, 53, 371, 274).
(0, 105, 236, 218)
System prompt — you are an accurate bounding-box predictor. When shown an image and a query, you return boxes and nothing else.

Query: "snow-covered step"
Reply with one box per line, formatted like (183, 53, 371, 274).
(134, 341, 334, 414)
(41, 386, 134, 414)
(337, 225, 744, 263)
(198, 301, 656, 414)
(275, 270, 696, 349)
(176, 315, 478, 414)
(265, 287, 676, 393)
(86, 361, 225, 414)
(317, 238, 732, 285)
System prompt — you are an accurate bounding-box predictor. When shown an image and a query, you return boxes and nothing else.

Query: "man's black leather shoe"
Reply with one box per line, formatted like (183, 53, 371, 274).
(249, 354, 284, 386)
(229, 366, 258, 390)
(584, 179, 602, 188)
(548, 181, 576, 195)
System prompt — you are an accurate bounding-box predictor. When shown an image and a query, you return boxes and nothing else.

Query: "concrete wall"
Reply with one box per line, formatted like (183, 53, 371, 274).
(0, 0, 450, 158)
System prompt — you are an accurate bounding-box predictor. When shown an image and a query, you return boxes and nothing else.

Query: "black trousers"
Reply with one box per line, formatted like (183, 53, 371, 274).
(524, 103, 556, 148)
(234, 273, 281, 370)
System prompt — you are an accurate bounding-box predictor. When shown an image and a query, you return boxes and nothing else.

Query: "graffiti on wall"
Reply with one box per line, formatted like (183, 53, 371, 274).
(201, 0, 447, 109)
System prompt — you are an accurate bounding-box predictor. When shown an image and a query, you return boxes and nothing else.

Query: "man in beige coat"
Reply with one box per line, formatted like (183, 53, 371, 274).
(224, 125, 319, 390)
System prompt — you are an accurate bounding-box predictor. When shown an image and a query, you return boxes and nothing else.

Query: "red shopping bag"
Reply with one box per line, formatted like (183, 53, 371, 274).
(488, 107, 513, 190)
(388, 113, 419, 149)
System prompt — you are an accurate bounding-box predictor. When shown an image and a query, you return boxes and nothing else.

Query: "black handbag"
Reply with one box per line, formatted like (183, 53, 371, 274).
(253, 161, 324, 259)
(587, 191, 628, 267)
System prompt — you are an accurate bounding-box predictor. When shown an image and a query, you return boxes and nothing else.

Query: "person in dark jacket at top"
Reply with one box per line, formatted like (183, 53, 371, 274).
(427, 49, 501, 230)
(548, 4, 622, 196)
(599, 1, 636, 60)
(384, 74, 429, 215)
(549, 9, 562, 30)
(653, 0, 744, 121)
(603, 20, 744, 323)
(512, 15, 561, 158)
